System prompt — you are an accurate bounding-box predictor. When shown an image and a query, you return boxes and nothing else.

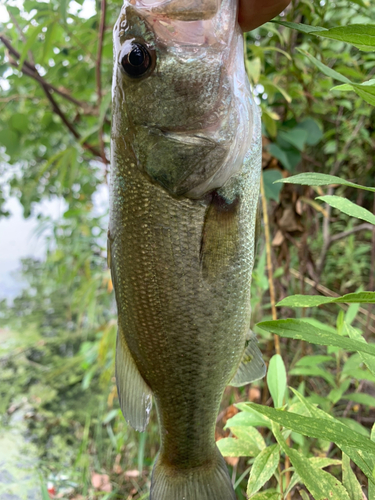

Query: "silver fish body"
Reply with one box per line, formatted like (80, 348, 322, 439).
(109, 1, 265, 498)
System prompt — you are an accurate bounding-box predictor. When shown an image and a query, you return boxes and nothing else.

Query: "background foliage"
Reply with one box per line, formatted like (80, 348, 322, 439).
(0, 0, 374, 498)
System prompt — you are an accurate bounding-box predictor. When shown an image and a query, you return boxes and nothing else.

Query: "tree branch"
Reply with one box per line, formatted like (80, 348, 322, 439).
(0, 35, 105, 162)
(0, 35, 88, 109)
(330, 223, 373, 243)
(96, 0, 109, 168)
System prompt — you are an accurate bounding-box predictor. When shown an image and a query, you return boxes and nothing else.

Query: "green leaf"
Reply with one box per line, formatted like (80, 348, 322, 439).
(60, 0, 68, 24)
(250, 490, 280, 500)
(342, 393, 375, 408)
(268, 143, 292, 171)
(247, 444, 280, 497)
(370, 425, 375, 500)
(267, 354, 287, 408)
(342, 454, 364, 500)
(271, 422, 351, 500)
(295, 355, 333, 366)
(225, 411, 265, 429)
(316, 195, 375, 225)
(10, 113, 29, 133)
(232, 404, 272, 428)
(275, 172, 375, 193)
(333, 80, 375, 106)
(249, 404, 375, 455)
(278, 129, 308, 151)
(19, 23, 45, 69)
(352, 81, 375, 106)
(298, 49, 351, 84)
(345, 323, 375, 377)
(257, 318, 375, 356)
(273, 20, 327, 34)
(289, 366, 336, 386)
(263, 170, 283, 202)
(41, 21, 57, 64)
(0, 129, 19, 156)
(277, 291, 375, 307)
(217, 426, 265, 457)
(315, 24, 375, 51)
(290, 389, 375, 483)
(296, 118, 323, 146)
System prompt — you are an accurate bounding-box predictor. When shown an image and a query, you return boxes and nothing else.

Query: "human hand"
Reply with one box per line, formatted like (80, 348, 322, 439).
(238, 0, 291, 31)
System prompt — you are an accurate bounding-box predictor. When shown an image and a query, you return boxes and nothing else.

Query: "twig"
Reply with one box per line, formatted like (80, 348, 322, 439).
(0, 35, 104, 161)
(316, 114, 366, 278)
(330, 223, 373, 243)
(96, 0, 107, 103)
(0, 35, 87, 109)
(96, 0, 109, 169)
(366, 193, 375, 337)
(260, 174, 280, 354)
(343, 380, 365, 418)
(289, 268, 375, 334)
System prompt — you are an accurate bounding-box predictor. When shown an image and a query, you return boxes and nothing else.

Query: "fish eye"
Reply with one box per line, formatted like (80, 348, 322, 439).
(120, 42, 154, 78)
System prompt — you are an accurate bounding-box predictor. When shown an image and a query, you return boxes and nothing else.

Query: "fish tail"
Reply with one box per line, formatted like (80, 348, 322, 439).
(150, 446, 236, 500)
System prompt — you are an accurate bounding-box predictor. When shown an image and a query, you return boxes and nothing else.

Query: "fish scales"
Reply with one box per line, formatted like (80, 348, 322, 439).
(109, 1, 266, 498)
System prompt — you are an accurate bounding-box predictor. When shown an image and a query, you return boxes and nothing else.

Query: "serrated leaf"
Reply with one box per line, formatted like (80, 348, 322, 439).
(275, 172, 375, 193)
(277, 291, 375, 307)
(316, 195, 375, 225)
(257, 318, 375, 356)
(267, 355, 287, 408)
(272, 422, 351, 500)
(247, 444, 280, 497)
(315, 24, 375, 51)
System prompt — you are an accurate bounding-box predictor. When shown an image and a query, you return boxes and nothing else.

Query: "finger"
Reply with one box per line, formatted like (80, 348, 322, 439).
(238, 0, 291, 32)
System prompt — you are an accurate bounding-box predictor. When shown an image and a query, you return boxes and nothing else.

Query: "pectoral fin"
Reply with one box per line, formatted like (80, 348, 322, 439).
(229, 331, 266, 387)
(200, 192, 240, 281)
(116, 328, 153, 432)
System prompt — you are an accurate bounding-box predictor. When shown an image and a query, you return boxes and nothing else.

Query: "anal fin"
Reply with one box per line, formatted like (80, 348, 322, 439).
(229, 331, 266, 387)
(116, 328, 153, 432)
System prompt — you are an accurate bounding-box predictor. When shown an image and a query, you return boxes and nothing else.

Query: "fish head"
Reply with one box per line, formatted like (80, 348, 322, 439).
(112, 0, 255, 198)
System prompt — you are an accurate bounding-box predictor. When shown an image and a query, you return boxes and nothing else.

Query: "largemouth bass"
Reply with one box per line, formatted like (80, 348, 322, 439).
(109, 1, 265, 498)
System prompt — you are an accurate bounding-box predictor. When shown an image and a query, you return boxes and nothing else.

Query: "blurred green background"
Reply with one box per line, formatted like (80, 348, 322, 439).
(0, 0, 374, 498)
